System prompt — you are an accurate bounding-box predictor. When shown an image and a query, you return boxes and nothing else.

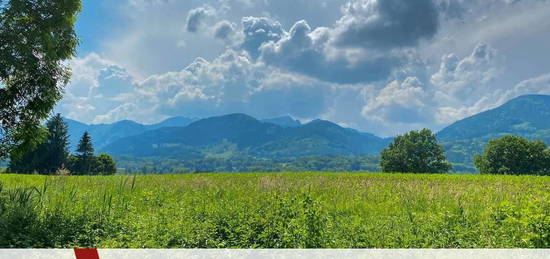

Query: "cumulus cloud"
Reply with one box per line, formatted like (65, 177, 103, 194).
(259, 19, 402, 84)
(362, 77, 431, 124)
(58, 54, 138, 123)
(434, 72, 550, 126)
(248, 72, 333, 118)
(239, 0, 443, 84)
(213, 20, 236, 40)
(145, 49, 334, 120)
(501, 73, 550, 100)
(60, 50, 336, 124)
(185, 6, 216, 33)
(360, 42, 506, 130)
(240, 17, 285, 59)
(64, 0, 550, 136)
(431, 43, 502, 106)
(436, 0, 468, 19)
(331, 0, 439, 49)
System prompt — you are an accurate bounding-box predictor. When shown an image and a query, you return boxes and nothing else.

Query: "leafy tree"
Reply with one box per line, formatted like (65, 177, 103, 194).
(6, 144, 44, 174)
(74, 131, 94, 175)
(474, 136, 550, 175)
(0, 0, 81, 159)
(380, 129, 452, 173)
(8, 113, 69, 174)
(66, 154, 78, 173)
(93, 154, 117, 175)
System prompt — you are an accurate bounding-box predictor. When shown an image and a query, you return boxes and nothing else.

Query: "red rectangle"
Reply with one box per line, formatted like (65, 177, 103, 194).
(74, 248, 100, 259)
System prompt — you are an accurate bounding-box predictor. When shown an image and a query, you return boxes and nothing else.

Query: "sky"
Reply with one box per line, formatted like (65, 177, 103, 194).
(56, 0, 550, 137)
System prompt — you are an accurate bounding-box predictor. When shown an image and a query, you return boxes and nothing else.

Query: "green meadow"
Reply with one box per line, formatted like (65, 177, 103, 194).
(0, 173, 549, 248)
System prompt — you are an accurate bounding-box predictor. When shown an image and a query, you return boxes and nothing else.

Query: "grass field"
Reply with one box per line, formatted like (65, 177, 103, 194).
(0, 173, 549, 248)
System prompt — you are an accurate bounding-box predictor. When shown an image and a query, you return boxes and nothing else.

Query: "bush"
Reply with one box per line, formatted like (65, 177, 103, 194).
(67, 154, 117, 175)
(380, 129, 452, 173)
(474, 136, 550, 175)
(94, 154, 117, 175)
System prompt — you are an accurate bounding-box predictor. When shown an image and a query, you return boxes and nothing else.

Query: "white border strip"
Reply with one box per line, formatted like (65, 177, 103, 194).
(0, 249, 74, 259)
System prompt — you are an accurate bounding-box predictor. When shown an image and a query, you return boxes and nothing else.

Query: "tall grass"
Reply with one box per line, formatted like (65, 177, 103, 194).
(0, 173, 549, 248)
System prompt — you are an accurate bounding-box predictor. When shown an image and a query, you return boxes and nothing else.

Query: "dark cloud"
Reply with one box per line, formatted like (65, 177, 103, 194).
(260, 20, 401, 84)
(240, 17, 285, 59)
(436, 0, 467, 20)
(332, 0, 439, 49)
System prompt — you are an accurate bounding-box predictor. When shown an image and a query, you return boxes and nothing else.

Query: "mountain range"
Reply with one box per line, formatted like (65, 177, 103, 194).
(64, 116, 197, 151)
(64, 94, 550, 172)
(71, 114, 391, 159)
(438, 94, 550, 170)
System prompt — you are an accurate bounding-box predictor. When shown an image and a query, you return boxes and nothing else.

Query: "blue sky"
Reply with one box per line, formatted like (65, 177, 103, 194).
(57, 0, 550, 137)
(75, 0, 115, 54)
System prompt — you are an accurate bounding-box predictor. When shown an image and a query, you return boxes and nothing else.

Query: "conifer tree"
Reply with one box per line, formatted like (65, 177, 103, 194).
(8, 114, 70, 174)
(75, 131, 94, 174)
(43, 114, 70, 174)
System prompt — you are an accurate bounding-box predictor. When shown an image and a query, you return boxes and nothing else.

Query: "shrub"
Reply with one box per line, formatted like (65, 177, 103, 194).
(474, 136, 550, 175)
(380, 129, 452, 173)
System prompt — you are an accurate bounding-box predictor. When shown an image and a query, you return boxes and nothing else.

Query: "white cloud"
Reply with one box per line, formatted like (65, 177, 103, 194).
(240, 16, 285, 59)
(185, 5, 216, 33)
(58, 54, 137, 123)
(213, 20, 236, 40)
(362, 77, 431, 124)
(258, 18, 404, 84)
(60, 50, 335, 125)
(502, 73, 550, 100)
(431, 43, 502, 105)
(64, 0, 550, 137)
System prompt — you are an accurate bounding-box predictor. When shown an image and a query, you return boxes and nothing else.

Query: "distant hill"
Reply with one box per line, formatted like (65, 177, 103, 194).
(101, 114, 392, 159)
(64, 116, 197, 152)
(438, 94, 550, 171)
(62, 94, 550, 173)
(261, 116, 301, 128)
(146, 116, 198, 130)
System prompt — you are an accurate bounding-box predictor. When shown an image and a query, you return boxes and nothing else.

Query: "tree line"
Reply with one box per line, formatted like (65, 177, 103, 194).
(380, 129, 550, 175)
(7, 114, 116, 175)
(116, 155, 380, 174)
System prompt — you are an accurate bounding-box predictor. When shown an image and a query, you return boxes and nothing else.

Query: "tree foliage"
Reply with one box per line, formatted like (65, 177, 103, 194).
(0, 0, 81, 158)
(76, 131, 94, 157)
(67, 153, 116, 175)
(68, 132, 116, 175)
(474, 136, 550, 175)
(9, 123, 117, 175)
(115, 155, 380, 174)
(380, 129, 452, 173)
(8, 113, 69, 174)
(43, 114, 69, 173)
(94, 153, 117, 175)
(71, 131, 94, 175)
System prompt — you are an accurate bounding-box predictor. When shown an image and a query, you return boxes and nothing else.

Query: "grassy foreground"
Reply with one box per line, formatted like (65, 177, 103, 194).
(0, 173, 549, 248)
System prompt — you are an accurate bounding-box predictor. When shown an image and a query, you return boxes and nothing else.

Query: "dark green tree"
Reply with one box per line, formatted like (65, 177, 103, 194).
(0, 0, 81, 159)
(93, 153, 117, 175)
(43, 114, 70, 174)
(8, 113, 69, 174)
(7, 144, 44, 174)
(74, 131, 94, 175)
(474, 136, 550, 175)
(380, 129, 452, 173)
